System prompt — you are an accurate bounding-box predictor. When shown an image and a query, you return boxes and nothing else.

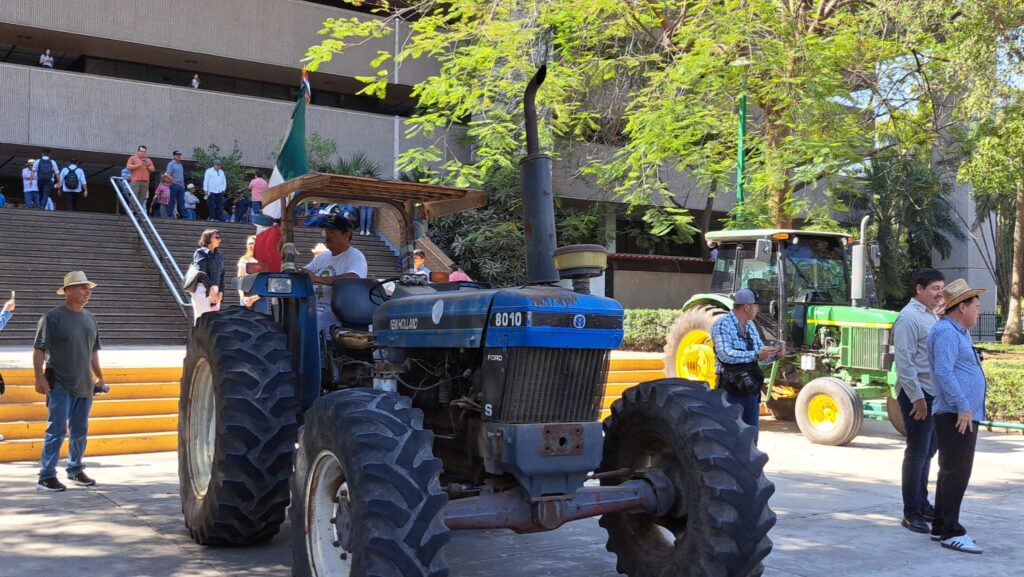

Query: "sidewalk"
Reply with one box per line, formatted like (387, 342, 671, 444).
(1, 418, 1021, 576)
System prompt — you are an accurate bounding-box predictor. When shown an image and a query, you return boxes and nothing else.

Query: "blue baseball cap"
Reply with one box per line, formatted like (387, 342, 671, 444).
(733, 288, 769, 306)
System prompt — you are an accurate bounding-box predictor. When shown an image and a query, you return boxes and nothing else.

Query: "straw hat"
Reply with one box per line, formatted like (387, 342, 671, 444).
(942, 278, 987, 312)
(57, 271, 98, 295)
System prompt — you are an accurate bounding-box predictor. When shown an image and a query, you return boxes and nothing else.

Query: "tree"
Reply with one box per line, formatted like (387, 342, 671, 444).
(842, 151, 963, 309)
(306, 1, 952, 230)
(959, 112, 1024, 344)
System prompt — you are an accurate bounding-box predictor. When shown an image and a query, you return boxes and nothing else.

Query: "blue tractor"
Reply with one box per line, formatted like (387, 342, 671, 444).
(177, 67, 775, 577)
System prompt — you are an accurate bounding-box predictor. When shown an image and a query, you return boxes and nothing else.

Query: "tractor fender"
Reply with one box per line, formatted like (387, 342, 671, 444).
(682, 293, 733, 312)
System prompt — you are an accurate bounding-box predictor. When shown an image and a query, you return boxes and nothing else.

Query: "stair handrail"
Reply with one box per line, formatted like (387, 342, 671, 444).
(110, 176, 191, 313)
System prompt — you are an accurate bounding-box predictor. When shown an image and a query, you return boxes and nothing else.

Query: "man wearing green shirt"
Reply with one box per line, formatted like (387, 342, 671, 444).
(33, 271, 105, 492)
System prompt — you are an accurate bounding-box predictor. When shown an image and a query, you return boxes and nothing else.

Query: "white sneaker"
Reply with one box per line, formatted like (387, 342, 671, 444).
(940, 534, 983, 554)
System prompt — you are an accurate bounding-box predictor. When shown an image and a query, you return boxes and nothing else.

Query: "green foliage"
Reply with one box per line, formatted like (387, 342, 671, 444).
(307, 133, 340, 172)
(305, 0, 966, 230)
(428, 164, 605, 286)
(983, 360, 1024, 423)
(840, 151, 963, 309)
(621, 309, 681, 352)
(190, 142, 246, 195)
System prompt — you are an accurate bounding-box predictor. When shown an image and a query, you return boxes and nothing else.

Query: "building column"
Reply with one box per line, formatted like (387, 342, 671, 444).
(590, 203, 617, 297)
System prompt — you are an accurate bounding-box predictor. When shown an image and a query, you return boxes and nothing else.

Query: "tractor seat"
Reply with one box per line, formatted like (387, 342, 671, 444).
(331, 278, 382, 331)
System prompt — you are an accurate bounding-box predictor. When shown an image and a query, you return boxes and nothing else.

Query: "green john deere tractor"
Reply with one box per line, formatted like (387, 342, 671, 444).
(663, 222, 904, 445)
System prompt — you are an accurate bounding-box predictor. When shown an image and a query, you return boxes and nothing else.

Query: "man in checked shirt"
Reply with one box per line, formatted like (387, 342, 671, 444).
(711, 288, 784, 441)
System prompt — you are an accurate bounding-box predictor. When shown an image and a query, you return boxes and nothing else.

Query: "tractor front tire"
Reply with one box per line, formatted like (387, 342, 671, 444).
(600, 378, 776, 577)
(179, 307, 299, 545)
(886, 395, 906, 436)
(794, 377, 864, 446)
(291, 389, 450, 577)
(663, 305, 726, 387)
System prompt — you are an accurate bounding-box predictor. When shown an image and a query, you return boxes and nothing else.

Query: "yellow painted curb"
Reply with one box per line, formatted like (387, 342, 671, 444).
(609, 357, 665, 371)
(1, 367, 182, 386)
(0, 399, 179, 422)
(0, 432, 177, 463)
(0, 414, 178, 441)
(1, 383, 180, 404)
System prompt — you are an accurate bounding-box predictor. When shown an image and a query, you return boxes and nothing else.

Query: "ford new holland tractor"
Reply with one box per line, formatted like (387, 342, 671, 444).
(177, 67, 775, 577)
(663, 223, 903, 446)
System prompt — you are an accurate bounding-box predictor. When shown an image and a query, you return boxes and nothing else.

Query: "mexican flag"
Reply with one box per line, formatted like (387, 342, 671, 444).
(261, 71, 310, 220)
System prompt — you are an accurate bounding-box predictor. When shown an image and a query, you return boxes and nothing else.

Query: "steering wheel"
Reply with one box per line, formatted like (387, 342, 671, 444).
(369, 276, 401, 306)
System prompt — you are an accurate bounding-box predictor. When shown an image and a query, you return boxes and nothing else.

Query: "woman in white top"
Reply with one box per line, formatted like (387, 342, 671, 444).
(237, 235, 259, 307)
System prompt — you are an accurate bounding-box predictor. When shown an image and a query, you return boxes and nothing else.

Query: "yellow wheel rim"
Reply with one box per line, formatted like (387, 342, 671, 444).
(675, 329, 718, 388)
(807, 395, 839, 430)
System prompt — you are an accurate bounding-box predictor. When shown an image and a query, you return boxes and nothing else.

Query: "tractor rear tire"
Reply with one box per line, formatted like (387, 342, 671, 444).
(794, 377, 864, 446)
(291, 389, 450, 577)
(663, 305, 726, 387)
(600, 378, 776, 577)
(179, 307, 299, 546)
(887, 395, 906, 437)
(766, 394, 797, 422)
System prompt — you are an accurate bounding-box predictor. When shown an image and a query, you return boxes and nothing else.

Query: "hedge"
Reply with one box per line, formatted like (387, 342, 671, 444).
(983, 360, 1024, 423)
(622, 309, 680, 352)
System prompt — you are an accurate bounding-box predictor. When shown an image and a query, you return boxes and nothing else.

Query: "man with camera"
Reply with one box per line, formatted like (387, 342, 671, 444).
(711, 288, 784, 442)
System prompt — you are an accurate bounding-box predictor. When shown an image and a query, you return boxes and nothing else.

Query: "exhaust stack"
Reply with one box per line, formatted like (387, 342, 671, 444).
(520, 65, 560, 285)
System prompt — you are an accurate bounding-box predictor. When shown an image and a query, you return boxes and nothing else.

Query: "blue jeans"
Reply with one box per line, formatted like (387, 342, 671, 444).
(167, 184, 185, 218)
(182, 207, 196, 220)
(24, 189, 40, 208)
(233, 198, 251, 223)
(897, 389, 937, 517)
(724, 389, 760, 444)
(39, 385, 94, 480)
(359, 206, 374, 233)
(207, 193, 226, 221)
(38, 181, 54, 210)
(251, 201, 262, 217)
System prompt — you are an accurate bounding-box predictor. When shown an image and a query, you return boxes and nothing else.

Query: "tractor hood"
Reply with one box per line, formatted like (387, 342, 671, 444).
(373, 285, 624, 350)
(805, 305, 898, 329)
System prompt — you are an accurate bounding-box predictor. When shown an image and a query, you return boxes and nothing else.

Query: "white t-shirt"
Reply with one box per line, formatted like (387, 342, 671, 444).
(303, 247, 368, 331)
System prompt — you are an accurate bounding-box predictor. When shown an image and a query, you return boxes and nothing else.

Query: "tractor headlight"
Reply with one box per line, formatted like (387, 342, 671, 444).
(268, 278, 293, 294)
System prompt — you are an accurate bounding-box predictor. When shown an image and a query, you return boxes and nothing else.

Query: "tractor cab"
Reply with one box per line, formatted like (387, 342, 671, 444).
(704, 229, 855, 348)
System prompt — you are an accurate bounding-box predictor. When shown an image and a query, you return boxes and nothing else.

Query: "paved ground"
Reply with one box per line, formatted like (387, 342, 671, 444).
(2, 419, 1021, 577)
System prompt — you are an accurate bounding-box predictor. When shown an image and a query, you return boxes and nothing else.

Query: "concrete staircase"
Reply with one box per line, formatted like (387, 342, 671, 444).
(0, 366, 182, 462)
(0, 207, 401, 346)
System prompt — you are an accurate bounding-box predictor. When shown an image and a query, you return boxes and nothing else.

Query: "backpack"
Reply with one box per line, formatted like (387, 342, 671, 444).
(64, 165, 81, 190)
(36, 158, 55, 183)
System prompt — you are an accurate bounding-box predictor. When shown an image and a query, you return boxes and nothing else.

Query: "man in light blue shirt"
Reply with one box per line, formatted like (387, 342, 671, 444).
(927, 278, 988, 554)
(892, 268, 944, 533)
(59, 159, 88, 211)
(203, 159, 227, 221)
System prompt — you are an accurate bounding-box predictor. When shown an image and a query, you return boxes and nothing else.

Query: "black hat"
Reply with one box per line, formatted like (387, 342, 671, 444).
(321, 214, 352, 233)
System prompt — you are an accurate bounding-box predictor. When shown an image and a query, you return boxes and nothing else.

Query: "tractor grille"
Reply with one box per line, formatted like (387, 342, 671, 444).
(842, 327, 891, 371)
(499, 348, 610, 423)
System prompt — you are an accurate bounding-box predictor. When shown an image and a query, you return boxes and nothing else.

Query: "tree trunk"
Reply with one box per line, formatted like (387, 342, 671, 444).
(763, 113, 793, 229)
(698, 180, 718, 259)
(1002, 184, 1024, 344)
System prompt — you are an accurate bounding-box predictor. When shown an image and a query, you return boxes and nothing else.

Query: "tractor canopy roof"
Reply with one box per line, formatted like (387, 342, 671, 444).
(705, 229, 853, 245)
(262, 172, 486, 221)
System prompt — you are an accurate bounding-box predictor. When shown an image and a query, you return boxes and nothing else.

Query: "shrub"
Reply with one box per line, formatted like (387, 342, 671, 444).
(983, 360, 1024, 423)
(622, 309, 681, 352)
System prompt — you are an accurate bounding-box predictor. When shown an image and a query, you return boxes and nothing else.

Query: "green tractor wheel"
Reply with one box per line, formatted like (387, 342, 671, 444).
(794, 377, 864, 446)
(663, 305, 726, 388)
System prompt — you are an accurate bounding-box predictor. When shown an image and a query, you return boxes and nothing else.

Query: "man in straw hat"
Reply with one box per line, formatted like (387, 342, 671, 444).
(32, 271, 105, 492)
(927, 278, 988, 554)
